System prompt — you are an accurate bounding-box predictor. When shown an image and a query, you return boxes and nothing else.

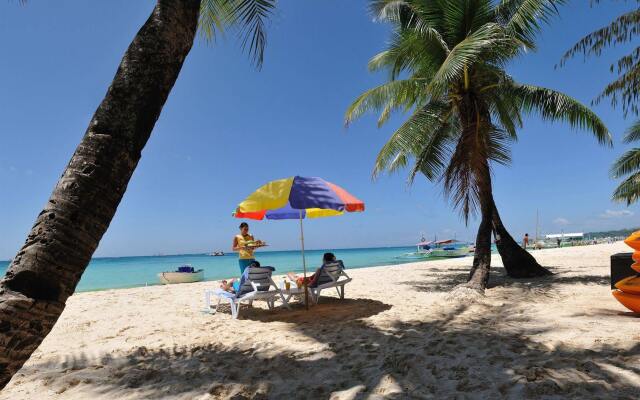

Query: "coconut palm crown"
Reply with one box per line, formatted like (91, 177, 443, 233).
(346, 0, 612, 223)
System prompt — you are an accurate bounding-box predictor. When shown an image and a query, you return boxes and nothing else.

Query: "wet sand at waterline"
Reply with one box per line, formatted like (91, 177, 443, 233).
(2, 242, 639, 399)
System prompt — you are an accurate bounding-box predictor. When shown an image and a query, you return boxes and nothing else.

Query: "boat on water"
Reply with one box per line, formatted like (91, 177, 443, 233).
(158, 265, 204, 285)
(209, 251, 225, 256)
(400, 239, 471, 259)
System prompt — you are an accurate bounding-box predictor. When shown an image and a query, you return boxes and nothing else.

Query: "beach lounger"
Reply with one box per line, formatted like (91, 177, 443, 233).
(204, 266, 290, 319)
(309, 260, 352, 304)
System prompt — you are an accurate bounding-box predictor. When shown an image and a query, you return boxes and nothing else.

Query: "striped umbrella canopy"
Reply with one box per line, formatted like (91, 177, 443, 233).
(233, 176, 364, 303)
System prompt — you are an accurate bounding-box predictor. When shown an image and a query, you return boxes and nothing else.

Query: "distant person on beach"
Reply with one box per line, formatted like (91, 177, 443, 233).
(557, 238, 561, 248)
(287, 252, 337, 287)
(232, 222, 264, 273)
(523, 233, 529, 249)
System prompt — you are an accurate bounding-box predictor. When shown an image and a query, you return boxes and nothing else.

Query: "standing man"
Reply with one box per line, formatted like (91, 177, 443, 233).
(523, 233, 529, 249)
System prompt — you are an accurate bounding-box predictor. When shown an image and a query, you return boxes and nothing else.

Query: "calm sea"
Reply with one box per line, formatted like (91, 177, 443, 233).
(0, 246, 445, 292)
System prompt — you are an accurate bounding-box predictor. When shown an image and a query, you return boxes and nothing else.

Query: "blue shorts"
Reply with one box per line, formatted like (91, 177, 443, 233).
(239, 258, 255, 274)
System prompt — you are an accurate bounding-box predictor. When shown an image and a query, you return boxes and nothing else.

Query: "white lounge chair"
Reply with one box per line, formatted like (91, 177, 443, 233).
(309, 260, 352, 304)
(204, 266, 290, 319)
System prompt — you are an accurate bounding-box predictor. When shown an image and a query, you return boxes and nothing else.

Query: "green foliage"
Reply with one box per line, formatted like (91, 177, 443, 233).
(562, 1, 640, 204)
(346, 0, 610, 222)
(586, 227, 640, 239)
(560, 1, 640, 115)
(199, 0, 276, 68)
(611, 122, 640, 204)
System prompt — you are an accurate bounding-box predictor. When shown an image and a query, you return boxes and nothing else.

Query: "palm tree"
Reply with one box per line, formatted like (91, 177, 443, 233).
(560, 1, 640, 204)
(345, 0, 611, 291)
(0, 0, 275, 389)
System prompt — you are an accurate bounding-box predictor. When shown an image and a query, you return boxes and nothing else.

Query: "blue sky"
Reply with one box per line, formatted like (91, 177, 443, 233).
(0, 0, 638, 259)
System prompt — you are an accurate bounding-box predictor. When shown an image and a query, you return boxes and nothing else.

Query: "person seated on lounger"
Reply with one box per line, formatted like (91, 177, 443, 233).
(219, 261, 275, 293)
(287, 252, 337, 287)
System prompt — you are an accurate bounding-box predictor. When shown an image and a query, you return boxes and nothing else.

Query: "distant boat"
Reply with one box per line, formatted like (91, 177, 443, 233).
(158, 265, 204, 284)
(209, 251, 225, 256)
(400, 239, 471, 259)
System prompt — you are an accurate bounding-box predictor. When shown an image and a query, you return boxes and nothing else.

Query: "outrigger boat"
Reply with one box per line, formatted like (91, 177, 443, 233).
(158, 265, 204, 284)
(401, 239, 471, 259)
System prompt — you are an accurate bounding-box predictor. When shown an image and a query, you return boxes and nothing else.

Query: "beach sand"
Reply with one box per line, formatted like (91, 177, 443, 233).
(2, 242, 639, 399)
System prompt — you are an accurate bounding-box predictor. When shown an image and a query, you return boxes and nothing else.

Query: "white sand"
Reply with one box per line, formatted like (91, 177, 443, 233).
(2, 242, 639, 399)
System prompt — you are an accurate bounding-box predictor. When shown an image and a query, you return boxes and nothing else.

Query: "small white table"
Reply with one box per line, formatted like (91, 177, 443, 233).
(280, 286, 308, 303)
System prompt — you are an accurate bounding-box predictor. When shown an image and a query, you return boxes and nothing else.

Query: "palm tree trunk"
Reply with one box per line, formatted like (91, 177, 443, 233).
(458, 95, 494, 293)
(0, 0, 200, 389)
(490, 197, 552, 278)
(466, 202, 493, 291)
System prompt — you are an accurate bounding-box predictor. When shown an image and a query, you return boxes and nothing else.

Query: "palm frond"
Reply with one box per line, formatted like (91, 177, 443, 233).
(559, 8, 640, 65)
(373, 102, 455, 179)
(514, 84, 612, 145)
(344, 79, 423, 126)
(486, 125, 514, 166)
(611, 148, 640, 178)
(368, 29, 446, 80)
(624, 120, 640, 143)
(594, 62, 640, 115)
(442, 133, 481, 223)
(369, 0, 411, 23)
(408, 112, 458, 183)
(199, 0, 227, 42)
(496, 0, 566, 47)
(612, 172, 640, 205)
(199, 0, 276, 68)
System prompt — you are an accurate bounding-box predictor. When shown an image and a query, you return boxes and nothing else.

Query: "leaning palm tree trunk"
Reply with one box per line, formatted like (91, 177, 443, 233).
(467, 200, 494, 291)
(0, 0, 200, 389)
(491, 198, 552, 278)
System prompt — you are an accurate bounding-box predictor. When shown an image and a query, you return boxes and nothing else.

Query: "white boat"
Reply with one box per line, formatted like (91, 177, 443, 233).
(401, 239, 471, 259)
(158, 266, 204, 284)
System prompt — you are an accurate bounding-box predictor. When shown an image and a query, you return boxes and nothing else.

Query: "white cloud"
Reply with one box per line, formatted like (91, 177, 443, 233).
(553, 217, 569, 226)
(600, 209, 634, 218)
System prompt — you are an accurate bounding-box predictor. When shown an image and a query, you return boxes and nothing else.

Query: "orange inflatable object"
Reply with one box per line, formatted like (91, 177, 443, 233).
(611, 231, 640, 313)
(615, 275, 640, 295)
(612, 290, 640, 313)
(624, 231, 640, 250)
(613, 232, 640, 313)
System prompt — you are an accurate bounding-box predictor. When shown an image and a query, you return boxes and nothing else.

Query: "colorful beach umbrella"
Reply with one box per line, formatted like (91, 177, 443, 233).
(233, 176, 364, 302)
(234, 176, 364, 220)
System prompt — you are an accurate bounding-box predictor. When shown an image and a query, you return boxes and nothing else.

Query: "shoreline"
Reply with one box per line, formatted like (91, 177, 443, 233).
(2, 242, 639, 399)
(2, 243, 619, 295)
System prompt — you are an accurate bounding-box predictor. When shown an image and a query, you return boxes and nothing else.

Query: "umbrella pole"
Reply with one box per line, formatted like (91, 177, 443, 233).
(300, 211, 309, 309)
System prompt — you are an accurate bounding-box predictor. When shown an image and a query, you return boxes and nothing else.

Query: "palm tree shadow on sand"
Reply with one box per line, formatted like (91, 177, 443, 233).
(400, 263, 614, 296)
(14, 295, 640, 399)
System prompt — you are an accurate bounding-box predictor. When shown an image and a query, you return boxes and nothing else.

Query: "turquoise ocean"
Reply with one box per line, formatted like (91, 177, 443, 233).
(0, 246, 451, 292)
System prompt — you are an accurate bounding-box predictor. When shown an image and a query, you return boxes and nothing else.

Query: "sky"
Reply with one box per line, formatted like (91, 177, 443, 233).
(0, 0, 639, 260)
